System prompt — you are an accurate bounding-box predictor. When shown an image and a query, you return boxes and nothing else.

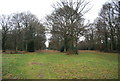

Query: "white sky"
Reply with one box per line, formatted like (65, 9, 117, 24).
(0, 0, 109, 47)
(0, 0, 109, 21)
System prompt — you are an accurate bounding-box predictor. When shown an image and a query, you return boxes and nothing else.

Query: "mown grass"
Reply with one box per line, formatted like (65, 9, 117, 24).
(2, 51, 118, 79)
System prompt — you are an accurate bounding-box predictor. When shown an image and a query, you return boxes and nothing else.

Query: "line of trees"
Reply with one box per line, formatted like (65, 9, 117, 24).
(47, 0, 120, 53)
(0, 11, 46, 53)
(1, 0, 119, 54)
(78, 1, 120, 52)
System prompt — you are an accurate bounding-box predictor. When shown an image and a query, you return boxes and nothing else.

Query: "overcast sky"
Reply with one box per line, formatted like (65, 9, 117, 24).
(0, 0, 110, 47)
(0, 0, 109, 22)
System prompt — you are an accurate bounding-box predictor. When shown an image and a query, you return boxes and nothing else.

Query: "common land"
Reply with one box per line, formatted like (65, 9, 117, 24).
(2, 50, 118, 79)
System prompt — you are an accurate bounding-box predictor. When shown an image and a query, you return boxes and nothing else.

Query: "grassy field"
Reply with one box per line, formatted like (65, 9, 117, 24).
(2, 50, 118, 79)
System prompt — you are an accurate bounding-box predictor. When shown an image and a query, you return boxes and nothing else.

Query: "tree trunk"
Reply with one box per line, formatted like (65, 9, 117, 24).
(2, 34, 6, 52)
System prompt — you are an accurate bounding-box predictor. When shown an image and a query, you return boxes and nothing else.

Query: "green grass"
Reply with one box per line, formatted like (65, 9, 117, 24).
(2, 51, 118, 79)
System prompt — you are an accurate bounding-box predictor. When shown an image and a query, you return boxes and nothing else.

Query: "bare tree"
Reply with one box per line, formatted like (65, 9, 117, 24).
(11, 13, 24, 52)
(1, 11, 46, 53)
(0, 15, 12, 52)
(46, 0, 90, 54)
(85, 1, 120, 52)
(112, 0, 120, 51)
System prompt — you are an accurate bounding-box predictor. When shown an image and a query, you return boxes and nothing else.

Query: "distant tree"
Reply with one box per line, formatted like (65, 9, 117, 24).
(49, 33, 63, 50)
(11, 13, 24, 52)
(84, 23, 96, 50)
(34, 22, 46, 50)
(112, 0, 120, 51)
(20, 12, 46, 52)
(1, 11, 46, 53)
(87, 1, 120, 52)
(0, 15, 12, 52)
